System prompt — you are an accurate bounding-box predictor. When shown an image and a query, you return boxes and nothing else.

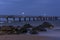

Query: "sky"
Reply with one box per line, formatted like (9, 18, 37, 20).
(0, 0, 60, 16)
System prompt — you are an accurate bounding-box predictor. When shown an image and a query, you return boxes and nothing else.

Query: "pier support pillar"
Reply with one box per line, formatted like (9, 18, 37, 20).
(40, 17, 43, 21)
(19, 17, 21, 22)
(52, 17, 54, 21)
(29, 17, 31, 21)
(37, 17, 39, 21)
(33, 17, 35, 21)
(43, 17, 45, 21)
(13, 17, 15, 22)
(49, 17, 52, 21)
(6, 17, 8, 22)
(55, 17, 58, 20)
(24, 17, 26, 21)
(41, 17, 43, 21)
(45, 17, 48, 21)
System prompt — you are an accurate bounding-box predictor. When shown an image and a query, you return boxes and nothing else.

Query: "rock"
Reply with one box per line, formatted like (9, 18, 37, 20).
(19, 27, 28, 34)
(23, 23, 32, 28)
(41, 22, 54, 29)
(32, 27, 47, 32)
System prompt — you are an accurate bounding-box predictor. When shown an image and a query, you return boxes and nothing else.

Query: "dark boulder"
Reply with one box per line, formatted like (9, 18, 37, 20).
(19, 27, 28, 34)
(32, 26, 47, 32)
(40, 22, 54, 29)
(23, 23, 32, 28)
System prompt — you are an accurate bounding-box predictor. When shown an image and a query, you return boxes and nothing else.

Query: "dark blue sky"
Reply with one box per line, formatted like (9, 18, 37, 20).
(0, 0, 60, 16)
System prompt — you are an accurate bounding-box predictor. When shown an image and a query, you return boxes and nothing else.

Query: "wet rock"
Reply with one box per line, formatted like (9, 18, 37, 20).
(23, 23, 32, 28)
(19, 27, 28, 34)
(32, 25, 47, 32)
(41, 22, 54, 29)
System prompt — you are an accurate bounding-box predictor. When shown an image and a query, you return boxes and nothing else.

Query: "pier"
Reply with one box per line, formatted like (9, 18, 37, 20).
(0, 15, 58, 23)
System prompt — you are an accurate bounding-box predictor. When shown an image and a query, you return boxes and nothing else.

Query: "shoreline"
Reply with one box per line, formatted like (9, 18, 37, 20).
(0, 34, 59, 40)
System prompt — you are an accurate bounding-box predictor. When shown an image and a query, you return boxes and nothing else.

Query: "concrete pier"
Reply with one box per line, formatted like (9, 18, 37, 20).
(0, 15, 58, 22)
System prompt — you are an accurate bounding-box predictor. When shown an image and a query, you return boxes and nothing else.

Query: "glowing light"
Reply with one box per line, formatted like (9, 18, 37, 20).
(21, 12, 24, 15)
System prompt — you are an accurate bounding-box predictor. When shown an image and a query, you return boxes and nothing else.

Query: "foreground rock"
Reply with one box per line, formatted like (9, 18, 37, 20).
(23, 23, 33, 28)
(32, 26, 47, 32)
(41, 22, 54, 29)
(19, 27, 28, 34)
(0, 22, 54, 35)
(0, 25, 15, 34)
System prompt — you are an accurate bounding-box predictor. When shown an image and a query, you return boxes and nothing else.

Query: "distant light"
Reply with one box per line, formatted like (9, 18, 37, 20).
(21, 12, 24, 15)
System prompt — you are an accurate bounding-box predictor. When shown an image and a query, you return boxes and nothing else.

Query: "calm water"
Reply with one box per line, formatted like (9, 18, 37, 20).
(0, 20, 60, 26)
